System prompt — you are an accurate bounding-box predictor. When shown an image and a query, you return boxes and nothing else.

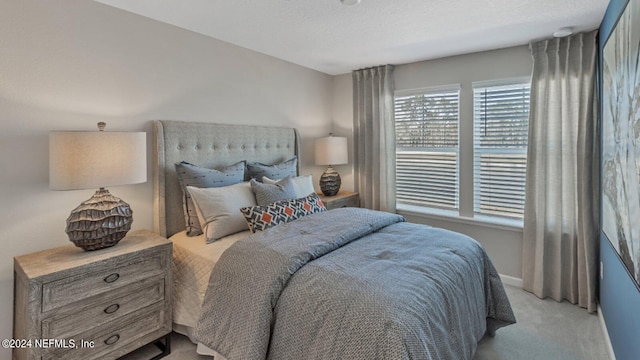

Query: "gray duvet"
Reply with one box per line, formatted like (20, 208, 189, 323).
(194, 208, 515, 360)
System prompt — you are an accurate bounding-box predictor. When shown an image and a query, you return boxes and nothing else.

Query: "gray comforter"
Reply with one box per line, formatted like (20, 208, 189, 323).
(194, 208, 515, 360)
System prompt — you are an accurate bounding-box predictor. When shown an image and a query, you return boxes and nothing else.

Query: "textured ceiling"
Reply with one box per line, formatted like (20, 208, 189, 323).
(94, 0, 609, 75)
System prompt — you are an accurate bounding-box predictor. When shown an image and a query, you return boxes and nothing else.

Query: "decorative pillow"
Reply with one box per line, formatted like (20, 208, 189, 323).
(186, 182, 256, 243)
(240, 193, 327, 233)
(263, 174, 315, 198)
(175, 161, 245, 236)
(247, 156, 297, 182)
(250, 177, 296, 206)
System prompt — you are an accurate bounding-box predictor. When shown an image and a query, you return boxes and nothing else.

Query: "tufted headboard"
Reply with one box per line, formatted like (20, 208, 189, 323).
(153, 120, 300, 238)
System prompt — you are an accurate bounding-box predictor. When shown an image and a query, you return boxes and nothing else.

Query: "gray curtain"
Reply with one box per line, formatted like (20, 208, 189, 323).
(523, 31, 599, 312)
(352, 65, 396, 211)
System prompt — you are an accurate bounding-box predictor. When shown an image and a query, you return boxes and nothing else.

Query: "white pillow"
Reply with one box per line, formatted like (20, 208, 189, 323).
(263, 175, 315, 198)
(186, 182, 257, 243)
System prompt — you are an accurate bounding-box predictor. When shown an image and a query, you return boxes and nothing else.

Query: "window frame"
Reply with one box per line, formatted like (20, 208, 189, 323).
(394, 77, 530, 229)
(394, 84, 461, 211)
(472, 77, 531, 220)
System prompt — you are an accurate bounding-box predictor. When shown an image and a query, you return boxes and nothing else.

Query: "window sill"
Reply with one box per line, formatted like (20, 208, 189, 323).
(396, 204, 524, 232)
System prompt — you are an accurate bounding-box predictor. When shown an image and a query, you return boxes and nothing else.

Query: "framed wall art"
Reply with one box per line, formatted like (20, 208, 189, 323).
(602, 0, 640, 289)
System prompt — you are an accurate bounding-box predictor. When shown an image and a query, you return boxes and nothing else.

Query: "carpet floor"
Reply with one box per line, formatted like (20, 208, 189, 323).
(473, 285, 610, 360)
(124, 285, 610, 360)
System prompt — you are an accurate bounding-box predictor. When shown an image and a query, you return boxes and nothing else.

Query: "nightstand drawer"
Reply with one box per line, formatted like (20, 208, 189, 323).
(42, 277, 164, 339)
(325, 196, 358, 209)
(318, 191, 360, 210)
(42, 253, 165, 312)
(45, 303, 167, 360)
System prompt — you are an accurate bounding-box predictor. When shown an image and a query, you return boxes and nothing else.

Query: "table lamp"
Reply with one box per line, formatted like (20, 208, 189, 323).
(49, 122, 146, 251)
(315, 134, 348, 196)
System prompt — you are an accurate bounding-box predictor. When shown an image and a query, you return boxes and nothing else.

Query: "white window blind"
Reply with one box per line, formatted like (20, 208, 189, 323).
(395, 87, 460, 210)
(473, 81, 530, 219)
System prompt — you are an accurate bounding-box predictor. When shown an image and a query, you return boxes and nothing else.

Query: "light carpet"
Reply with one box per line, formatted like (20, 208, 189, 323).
(473, 285, 610, 360)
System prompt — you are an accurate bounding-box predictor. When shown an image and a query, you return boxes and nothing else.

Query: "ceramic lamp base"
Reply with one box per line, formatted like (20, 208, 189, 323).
(320, 165, 342, 196)
(65, 188, 133, 251)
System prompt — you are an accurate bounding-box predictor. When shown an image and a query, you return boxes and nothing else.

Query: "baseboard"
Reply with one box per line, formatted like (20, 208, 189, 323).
(598, 304, 616, 360)
(499, 274, 523, 288)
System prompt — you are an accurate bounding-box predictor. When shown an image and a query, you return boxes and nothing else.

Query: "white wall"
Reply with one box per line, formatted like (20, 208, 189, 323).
(331, 74, 355, 191)
(332, 46, 533, 279)
(0, 0, 333, 355)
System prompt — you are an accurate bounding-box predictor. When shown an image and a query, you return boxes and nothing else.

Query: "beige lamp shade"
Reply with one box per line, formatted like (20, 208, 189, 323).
(49, 131, 147, 190)
(315, 135, 348, 165)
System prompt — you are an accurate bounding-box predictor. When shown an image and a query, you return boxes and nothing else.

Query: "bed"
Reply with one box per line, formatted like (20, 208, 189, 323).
(153, 120, 516, 360)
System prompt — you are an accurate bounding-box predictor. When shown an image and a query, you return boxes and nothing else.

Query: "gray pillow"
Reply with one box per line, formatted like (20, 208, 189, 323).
(263, 175, 315, 198)
(247, 156, 297, 182)
(175, 161, 245, 236)
(250, 177, 296, 206)
(187, 182, 256, 243)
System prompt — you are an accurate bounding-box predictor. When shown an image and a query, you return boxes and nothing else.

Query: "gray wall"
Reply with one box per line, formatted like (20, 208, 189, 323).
(0, 0, 333, 355)
(332, 46, 533, 279)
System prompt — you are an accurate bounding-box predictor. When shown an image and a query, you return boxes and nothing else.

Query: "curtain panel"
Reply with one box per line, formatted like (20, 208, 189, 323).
(523, 31, 599, 312)
(352, 65, 396, 212)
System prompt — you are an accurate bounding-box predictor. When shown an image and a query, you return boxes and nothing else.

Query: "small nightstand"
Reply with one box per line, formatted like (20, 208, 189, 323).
(13, 230, 172, 360)
(318, 190, 360, 210)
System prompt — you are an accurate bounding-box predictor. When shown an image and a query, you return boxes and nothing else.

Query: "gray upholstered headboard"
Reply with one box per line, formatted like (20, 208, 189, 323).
(153, 120, 300, 237)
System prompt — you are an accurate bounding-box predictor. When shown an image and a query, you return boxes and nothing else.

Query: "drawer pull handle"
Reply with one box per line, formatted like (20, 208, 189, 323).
(103, 273, 120, 283)
(104, 334, 120, 346)
(103, 303, 120, 314)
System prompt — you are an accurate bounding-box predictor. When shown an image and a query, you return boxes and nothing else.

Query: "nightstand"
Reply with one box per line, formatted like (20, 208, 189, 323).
(13, 230, 172, 360)
(318, 190, 360, 210)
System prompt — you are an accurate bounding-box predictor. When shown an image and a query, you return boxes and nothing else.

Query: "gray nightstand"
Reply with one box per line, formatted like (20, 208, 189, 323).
(13, 230, 172, 360)
(318, 190, 360, 210)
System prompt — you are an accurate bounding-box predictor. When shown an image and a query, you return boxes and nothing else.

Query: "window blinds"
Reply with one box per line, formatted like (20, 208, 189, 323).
(395, 88, 460, 210)
(473, 82, 530, 219)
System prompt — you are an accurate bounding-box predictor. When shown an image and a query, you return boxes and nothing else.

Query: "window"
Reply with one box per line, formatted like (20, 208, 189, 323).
(473, 81, 530, 219)
(395, 86, 460, 210)
(394, 78, 530, 226)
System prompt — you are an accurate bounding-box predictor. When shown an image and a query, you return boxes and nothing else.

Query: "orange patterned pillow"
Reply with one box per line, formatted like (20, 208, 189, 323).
(240, 193, 326, 232)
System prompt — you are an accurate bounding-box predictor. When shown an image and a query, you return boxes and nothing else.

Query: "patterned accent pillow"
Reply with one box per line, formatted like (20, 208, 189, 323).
(247, 156, 297, 182)
(175, 161, 246, 236)
(250, 177, 296, 206)
(240, 193, 327, 233)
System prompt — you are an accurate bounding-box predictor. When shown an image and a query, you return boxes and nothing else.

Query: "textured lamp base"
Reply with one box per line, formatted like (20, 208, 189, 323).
(320, 165, 342, 196)
(65, 188, 133, 251)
